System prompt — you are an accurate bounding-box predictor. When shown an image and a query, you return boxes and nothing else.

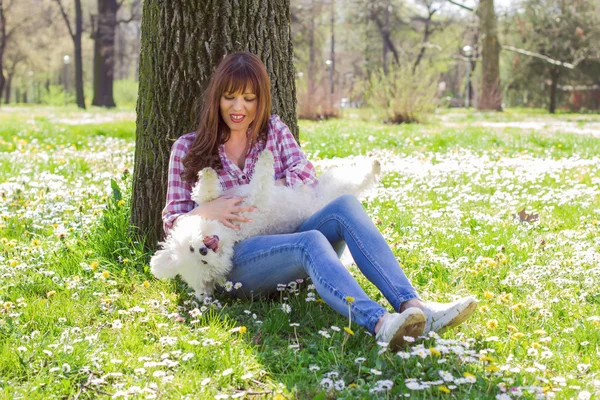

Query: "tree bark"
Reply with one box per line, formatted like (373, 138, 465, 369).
(477, 0, 502, 110)
(4, 73, 10, 103)
(0, 0, 6, 103)
(549, 67, 560, 114)
(92, 0, 119, 107)
(54, 0, 86, 109)
(132, 0, 297, 248)
(74, 0, 85, 108)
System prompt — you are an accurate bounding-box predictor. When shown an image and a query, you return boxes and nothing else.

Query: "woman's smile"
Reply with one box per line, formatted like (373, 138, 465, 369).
(229, 114, 245, 123)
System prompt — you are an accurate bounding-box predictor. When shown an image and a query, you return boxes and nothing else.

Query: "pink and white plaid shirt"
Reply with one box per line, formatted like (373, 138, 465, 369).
(162, 114, 317, 235)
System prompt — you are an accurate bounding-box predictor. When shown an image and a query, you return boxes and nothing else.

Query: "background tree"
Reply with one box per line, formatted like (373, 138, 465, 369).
(509, 0, 599, 113)
(53, 0, 86, 109)
(476, 0, 501, 110)
(132, 0, 297, 247)
(91, 0, 141, 107)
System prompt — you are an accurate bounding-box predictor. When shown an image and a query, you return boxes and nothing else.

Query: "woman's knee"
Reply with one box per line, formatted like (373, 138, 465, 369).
(328, 194, 363, 219)
(298, 230, 331, 252)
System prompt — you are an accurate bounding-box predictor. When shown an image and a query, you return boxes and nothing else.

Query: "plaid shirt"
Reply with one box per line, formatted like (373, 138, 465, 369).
(162, 114, 317, 235)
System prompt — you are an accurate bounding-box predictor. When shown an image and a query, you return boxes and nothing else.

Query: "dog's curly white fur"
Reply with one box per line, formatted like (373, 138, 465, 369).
(150, 150, 381, 300)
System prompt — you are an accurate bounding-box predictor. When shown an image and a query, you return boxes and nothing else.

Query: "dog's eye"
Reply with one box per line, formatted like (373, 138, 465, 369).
(189, 245, 194, 252)
(201, 260, 207, 264)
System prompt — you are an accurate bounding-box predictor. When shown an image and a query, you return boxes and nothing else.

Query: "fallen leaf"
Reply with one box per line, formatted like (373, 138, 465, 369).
(513, 208, 539, 223)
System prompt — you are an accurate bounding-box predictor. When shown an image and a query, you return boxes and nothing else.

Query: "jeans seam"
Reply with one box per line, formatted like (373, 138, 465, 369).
(234, 244, 300, 268)
(314, 214, 409, 309)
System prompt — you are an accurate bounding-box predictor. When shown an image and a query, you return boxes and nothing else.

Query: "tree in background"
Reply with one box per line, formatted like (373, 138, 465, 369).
(512, 0, 599, 113)
(91, 0, 141, 108)
(476, 0, 501, 110)
(53, 0, 86, 109)
(132, 0, 297, 247)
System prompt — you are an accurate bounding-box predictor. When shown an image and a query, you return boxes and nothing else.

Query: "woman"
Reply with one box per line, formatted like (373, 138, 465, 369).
(162, 51, 477, 350)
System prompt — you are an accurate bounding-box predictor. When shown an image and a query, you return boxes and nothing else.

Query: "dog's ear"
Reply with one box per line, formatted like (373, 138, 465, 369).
(150, 249, 180, 279)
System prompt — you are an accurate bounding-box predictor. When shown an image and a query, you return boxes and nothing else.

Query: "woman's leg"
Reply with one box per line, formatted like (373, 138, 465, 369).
(296, 194, 421, 312)
(226, 230, 387, 333)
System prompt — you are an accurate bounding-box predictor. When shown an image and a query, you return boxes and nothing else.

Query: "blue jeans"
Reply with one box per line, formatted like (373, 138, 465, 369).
(226, 194, 420, 333)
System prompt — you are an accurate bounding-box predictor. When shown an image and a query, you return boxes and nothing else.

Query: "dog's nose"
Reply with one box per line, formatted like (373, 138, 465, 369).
(199, 247, 208, 256)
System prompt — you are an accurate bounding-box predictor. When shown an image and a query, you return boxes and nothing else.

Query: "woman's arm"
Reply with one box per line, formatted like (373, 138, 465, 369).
(162, 136, 196, 236)
(272, 116, 318, 188)
(162, 135, 256, 236)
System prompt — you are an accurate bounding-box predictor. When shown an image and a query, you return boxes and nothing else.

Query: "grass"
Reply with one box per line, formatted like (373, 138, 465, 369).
(1, 106, 599, 399)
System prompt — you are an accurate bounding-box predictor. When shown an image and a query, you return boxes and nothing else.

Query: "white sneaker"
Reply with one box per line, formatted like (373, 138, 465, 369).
(423, 296, 478, 333)
(375, 307, 426, 351)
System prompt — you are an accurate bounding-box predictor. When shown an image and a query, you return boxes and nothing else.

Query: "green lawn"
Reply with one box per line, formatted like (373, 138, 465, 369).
(1, 106, 599, 399)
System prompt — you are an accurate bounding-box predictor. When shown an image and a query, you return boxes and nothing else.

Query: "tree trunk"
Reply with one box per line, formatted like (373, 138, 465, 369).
(549, 67, 560, 114)
(4, 73, 11, 103)
(382, 0, 390, 75)
(74, 0, 86, 109)
(92, 0, 118, 107)
(0, 0, 6, 103)
(477, 0, 502, 111)
(132, 0, 297, 248)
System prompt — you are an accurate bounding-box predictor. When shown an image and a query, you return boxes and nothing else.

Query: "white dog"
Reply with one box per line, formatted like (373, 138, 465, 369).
(150, 150, 381, 300)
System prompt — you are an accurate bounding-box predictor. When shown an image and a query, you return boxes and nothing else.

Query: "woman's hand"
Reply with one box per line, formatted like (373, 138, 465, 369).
(186, 196, 257, 229)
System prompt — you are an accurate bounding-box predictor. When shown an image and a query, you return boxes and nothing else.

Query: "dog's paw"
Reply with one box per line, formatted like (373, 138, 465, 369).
(256, 150, 275, 169)
(193, 168, 222, 203)
(372, 159, 381, 176)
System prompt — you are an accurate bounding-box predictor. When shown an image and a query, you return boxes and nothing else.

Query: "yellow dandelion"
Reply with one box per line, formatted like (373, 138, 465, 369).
(511, 332, 524, 340)
(482, 257, 497, 267)
(117, 200, 126, 207)
(345, 296, 355, 303)
(142, 280, 150, 288)
(101, 271, 110, 279)
(479, 305, 489, 312)
(480, 355, 495, 363)
(500, 293, 513, 302)
(486, 365, 500, 373)
(487, 319, 498, 330)
(507, 324, 518, 332)
(122, 258, 130, 264)
(438, 386, 450, 393)
(3, 302, 13, 310)
(239, 326, 247, 334)
(532, 342, 541, 349)
(9, 260, 18, 267)
(534, 329, 546, 335)
(464, 247, 474, 253)
(32, 239, 41, 246)
(484, 291, 494, 299)
(46, 291, 56, 298)
(344, 327, 354, 335)
(511, 302, 525, 311)
(90, 261, 99, 271)
(429, 347, 441, 357)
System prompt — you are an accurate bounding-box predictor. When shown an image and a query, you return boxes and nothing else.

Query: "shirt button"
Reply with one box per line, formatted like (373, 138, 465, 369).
(241, 175, 246, 180)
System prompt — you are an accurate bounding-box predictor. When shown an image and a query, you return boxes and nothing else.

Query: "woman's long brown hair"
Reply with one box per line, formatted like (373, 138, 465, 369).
(182, 52, 272, 185)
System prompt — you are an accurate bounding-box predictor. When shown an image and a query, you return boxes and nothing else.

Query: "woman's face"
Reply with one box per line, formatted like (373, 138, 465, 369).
(219, 87, 257, 135)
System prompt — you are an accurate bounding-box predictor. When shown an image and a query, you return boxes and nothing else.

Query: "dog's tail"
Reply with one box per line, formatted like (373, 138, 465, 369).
(316, 158, 381, 201)
(150, 246, 179, 279)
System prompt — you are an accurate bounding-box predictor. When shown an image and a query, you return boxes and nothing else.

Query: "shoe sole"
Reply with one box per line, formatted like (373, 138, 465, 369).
(437, 300, 478, 334)
(388, 312, 426, 351)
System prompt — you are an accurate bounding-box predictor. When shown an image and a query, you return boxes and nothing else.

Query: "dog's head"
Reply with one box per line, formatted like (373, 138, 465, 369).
(150, 216, 226, 280)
